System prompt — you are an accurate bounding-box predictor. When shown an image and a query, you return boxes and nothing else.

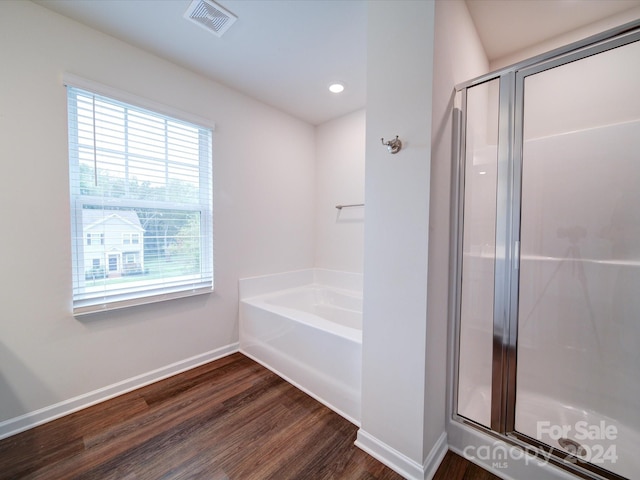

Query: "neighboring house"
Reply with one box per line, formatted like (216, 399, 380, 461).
(82, 209, 145, 278)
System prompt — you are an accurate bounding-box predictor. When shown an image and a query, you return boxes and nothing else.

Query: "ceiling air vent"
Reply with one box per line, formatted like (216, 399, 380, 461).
(184, 0, 237, 37)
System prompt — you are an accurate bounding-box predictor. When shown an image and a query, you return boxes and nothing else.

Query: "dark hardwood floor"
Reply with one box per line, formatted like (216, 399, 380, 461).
(433, 451, 502, 480)
(0, 352, 499, 480)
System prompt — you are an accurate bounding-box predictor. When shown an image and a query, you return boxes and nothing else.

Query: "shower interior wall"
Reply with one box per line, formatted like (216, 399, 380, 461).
(516, 40, 640, 435)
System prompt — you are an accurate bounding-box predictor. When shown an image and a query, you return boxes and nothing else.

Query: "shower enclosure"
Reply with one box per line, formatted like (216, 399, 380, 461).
(452, 21, 640, 480)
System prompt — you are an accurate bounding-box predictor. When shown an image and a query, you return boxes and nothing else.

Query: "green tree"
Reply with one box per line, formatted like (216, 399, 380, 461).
(167, 215, 201, 274)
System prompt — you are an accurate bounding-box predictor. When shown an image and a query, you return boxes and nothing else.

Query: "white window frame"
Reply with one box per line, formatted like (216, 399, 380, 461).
(122, 233, 140, 245)
(87, 233, 104, 246)
(65, 74, 215, 316)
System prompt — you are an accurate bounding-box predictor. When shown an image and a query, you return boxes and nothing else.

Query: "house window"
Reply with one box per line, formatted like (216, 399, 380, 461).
(122, 233, 140, 245)
(86, 233, 104, 246)
(67, 78, 214, 315)
(124, 253, 138, 264)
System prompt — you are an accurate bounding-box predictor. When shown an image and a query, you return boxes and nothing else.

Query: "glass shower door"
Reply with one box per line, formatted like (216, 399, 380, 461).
(456, 79, 500, 428)
(514, 39, 640, 479)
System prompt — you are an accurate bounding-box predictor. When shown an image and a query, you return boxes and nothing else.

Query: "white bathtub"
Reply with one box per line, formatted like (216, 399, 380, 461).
(239, 269, 362, 425)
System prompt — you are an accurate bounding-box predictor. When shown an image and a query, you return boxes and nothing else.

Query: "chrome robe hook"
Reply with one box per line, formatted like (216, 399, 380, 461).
(381, 135, 402, 154)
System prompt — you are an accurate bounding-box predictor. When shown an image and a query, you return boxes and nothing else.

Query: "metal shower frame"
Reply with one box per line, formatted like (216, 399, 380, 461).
(450, 19, 640, 480)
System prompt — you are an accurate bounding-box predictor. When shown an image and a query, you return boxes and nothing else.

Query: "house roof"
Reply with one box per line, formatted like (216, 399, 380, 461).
(82, 209, 144, 232)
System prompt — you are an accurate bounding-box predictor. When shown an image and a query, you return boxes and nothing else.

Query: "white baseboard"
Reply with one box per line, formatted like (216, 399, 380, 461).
(355, 429, 448, 480)
(0, 343, 239, 441)
(424, 432, 449, 480)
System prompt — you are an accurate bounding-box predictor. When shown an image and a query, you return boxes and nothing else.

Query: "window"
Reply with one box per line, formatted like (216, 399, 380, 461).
(124, 253, 138, 264)
(122, 233, 140, 245)
(67, 79, 214, 315)
(87, 233, 104, 246)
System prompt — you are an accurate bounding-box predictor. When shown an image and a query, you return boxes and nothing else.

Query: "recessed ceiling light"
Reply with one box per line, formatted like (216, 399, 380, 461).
(329, 83, 345, 94)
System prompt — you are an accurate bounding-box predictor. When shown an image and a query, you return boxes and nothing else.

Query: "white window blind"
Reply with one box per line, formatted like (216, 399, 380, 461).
(66, 83, 214, 315)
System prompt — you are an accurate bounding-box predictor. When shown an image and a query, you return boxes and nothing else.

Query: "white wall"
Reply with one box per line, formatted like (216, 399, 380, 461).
(314, 109, 366, 274)
(0, 0, 315, 432)
(430, 0, 491, 433)
(357, 1, 441, 478)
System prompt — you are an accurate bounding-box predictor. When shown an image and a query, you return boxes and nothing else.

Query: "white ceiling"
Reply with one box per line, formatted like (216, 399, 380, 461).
(34, 0, 640, 125)
(34, 0, 367, 125)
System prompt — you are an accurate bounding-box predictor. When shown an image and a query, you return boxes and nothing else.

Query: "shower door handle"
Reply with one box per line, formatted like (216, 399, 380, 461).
(513, 241, 520, 270)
